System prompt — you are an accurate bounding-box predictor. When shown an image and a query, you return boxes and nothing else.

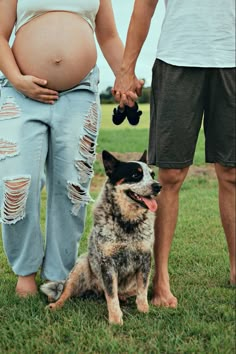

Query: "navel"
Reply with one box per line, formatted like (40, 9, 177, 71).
(54, 58, 62, 65)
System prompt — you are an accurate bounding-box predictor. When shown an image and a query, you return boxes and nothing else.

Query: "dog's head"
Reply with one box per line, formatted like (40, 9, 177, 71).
(102, 150, 161, 213)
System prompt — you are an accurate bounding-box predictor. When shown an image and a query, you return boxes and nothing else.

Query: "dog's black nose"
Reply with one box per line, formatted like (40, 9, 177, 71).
(152, 182, 162, 194)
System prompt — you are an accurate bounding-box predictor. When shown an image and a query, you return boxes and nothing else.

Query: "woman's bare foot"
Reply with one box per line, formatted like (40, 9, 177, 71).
(16, 273, 38, 297)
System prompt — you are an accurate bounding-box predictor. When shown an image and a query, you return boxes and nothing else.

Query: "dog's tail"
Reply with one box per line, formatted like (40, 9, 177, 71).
(40, 253, 94, 301)
(40, 281, 66, 301)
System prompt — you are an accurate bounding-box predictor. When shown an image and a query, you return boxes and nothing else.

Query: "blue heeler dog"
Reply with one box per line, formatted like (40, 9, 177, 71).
(41, 150, 161, 325)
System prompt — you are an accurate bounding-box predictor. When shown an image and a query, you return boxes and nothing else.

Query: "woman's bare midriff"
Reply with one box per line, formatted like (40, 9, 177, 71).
(12, 12, 97, 91)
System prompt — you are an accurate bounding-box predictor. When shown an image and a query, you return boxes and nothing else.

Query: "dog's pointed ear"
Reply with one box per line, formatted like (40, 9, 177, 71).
(139, 150, 147, 163)
(102, 150, 120, 177)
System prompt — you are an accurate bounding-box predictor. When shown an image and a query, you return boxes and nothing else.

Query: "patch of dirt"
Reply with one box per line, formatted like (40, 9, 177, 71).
(91, 152, 216, 193)
(188, 164, 216, 178)
(90, 175, 106, 193)
(96, 152, 217, 177)
(96, 152, 144, 162)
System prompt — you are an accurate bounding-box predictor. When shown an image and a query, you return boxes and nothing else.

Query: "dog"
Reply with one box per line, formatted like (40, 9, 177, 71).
(40, 150, 161, 325)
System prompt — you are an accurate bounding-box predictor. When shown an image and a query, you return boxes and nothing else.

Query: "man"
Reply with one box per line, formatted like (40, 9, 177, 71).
(113, 0, 235, 307)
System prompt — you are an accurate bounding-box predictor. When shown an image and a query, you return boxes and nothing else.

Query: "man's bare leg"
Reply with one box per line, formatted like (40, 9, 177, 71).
(215, 164, 236, 285)
(152, 167, 189, 307)
(16, 273, 38, 297)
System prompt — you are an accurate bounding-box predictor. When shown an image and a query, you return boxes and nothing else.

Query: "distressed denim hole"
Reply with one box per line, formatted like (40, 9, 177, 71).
(0, 96, 21, 120)
(2, 176, 31, 224)
(67, 182, 92, 216)
(84, 102, 99, 136)
(79, 134, 96, 165)
(74, 160, 94, 184)
(0, 138, 19, 160)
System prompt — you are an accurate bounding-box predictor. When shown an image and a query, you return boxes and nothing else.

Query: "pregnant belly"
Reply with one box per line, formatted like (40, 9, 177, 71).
(12, 12, 97, 91)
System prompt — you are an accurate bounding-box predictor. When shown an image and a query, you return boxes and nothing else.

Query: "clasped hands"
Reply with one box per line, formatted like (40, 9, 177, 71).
(111, 75, 144, 126)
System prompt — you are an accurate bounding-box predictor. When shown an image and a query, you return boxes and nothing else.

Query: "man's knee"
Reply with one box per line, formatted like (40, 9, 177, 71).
(158, 167, 189, 191)
(215, 164, 236, 186)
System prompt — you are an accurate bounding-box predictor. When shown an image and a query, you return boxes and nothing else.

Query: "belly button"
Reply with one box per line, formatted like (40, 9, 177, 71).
(54, 58, 62, 65)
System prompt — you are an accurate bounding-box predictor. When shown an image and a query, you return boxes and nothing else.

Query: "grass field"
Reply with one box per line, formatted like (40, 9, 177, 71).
(0, 104, 235, 353)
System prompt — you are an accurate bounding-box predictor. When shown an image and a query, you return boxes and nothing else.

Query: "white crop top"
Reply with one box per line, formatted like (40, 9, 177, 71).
(15, 0, 100, 33)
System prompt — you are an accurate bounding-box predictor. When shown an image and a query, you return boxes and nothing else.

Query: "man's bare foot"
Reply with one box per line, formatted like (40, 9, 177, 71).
(151, 291, 178, 308)
(151, 277, 177, 308)
(16, 273, 38, 297)
(230, 270, 236, 287)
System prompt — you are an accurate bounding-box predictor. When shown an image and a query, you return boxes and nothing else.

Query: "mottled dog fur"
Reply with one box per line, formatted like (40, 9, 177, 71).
(41, 151, 161, 325)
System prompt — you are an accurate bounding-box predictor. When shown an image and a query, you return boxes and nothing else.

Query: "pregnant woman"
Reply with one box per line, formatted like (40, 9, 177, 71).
(0, 0, 124, 296)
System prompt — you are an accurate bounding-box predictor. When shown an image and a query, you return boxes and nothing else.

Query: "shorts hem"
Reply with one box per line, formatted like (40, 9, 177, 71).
(148, 160, 193, 169)
(206, 158, 236, 168)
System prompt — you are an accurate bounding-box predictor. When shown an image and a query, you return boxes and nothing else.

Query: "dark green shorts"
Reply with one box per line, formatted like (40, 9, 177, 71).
(148, 59, 236, 168)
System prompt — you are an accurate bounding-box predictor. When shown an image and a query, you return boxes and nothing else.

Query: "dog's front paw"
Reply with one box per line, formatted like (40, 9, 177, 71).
(108, 311, 123, 325)
(136, 300, 149, 313)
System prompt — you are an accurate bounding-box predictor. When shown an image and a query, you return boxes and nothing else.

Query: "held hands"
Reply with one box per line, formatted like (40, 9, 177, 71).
(112, 71, 144, 106)
(13, 75, 59, 104)
(112, 71, 144, 125)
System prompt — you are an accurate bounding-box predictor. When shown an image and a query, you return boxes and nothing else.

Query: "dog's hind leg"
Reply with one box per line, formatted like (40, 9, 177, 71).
(46, 254, 92, 310)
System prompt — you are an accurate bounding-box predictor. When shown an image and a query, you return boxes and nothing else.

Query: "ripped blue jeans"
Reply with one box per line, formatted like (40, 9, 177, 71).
(0, 66, 101, 280)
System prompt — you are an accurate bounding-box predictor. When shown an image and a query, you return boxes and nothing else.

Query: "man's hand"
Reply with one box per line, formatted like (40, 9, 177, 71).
(112, 71, 144, 107)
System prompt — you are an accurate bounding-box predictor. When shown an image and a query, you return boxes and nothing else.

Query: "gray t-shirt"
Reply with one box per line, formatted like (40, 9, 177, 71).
(156, 0, 235, 67)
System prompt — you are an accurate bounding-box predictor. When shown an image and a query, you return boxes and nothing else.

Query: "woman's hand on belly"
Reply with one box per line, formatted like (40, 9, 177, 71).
(13, 74, 59, 104)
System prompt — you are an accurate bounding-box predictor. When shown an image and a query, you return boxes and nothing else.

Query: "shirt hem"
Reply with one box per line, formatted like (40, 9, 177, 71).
(156, 55, 236, 69)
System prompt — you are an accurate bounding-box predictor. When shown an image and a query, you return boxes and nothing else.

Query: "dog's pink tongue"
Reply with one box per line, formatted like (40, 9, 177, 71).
(141, 197, 158, 212)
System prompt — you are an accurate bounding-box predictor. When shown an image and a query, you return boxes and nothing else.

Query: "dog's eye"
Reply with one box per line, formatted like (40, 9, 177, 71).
(132, 172, 141, 179)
